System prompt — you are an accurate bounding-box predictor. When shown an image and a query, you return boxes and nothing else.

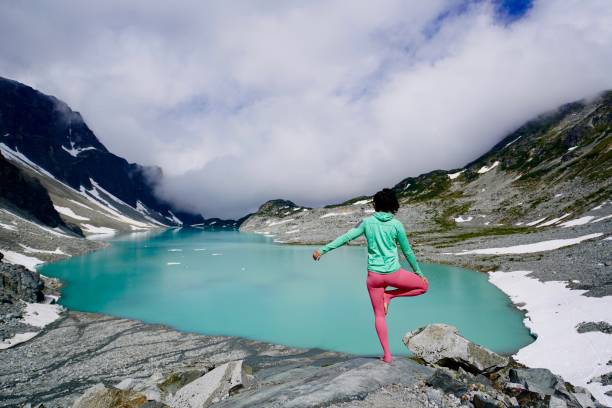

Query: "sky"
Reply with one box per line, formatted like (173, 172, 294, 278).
(1, 0, 611, 219)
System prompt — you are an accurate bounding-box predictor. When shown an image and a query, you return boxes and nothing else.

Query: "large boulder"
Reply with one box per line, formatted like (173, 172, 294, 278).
(403, 324, 509, 374)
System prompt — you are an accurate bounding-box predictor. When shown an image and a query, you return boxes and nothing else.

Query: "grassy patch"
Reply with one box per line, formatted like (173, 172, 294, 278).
(433, 202, 472, 230)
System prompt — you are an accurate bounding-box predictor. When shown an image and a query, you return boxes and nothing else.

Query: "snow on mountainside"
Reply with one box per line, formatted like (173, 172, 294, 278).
(0, 76, 204, 230)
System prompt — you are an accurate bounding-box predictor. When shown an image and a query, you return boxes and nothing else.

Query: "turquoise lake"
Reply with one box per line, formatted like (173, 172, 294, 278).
(39, 228, 534, 356)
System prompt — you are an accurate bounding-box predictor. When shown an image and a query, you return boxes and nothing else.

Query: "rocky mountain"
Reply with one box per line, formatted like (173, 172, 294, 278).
(0, 77, 205, 238)
(240, 90, 611, 248)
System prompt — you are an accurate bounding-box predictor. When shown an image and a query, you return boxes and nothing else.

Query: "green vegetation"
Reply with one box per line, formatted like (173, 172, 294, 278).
(559, 185, 611, 215)
(433, 202, 472, 230)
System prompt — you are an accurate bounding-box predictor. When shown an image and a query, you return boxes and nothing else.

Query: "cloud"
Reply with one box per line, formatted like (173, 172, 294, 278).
(1, 0, 611, 218)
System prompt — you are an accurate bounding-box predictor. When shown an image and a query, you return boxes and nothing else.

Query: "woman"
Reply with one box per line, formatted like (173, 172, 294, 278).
(312, 188, 428, 363)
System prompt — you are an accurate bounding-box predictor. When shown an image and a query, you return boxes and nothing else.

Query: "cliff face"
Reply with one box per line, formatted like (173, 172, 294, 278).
(0, 150, 73, 233)
(0, 77, 204, 227)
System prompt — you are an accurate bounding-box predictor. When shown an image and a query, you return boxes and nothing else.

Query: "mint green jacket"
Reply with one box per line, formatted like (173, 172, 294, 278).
(318, 211, 424, 276)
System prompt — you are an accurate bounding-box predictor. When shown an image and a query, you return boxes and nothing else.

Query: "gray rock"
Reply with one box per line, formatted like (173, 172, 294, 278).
(548, 395, 568, 408)
(576, 321, 612, 334)
(0, 262, 44, 303)
(589, 371, 612, 386)
(425, 368, 468, 396)
(472, 392, 502, 408)
(403, 324, 509, 374)
(509, 368, 563, 396)
(170, 360, 246, 408)
(572, 390, 596, 408)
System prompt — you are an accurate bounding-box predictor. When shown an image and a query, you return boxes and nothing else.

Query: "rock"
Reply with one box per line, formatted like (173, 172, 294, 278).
(472, 392, 502, 408)
(509, 368, 563, 396)
(589, 371, 612, 386)
(170, 360, 247, 408)
(0, 263, 44, 303)
(572, 389, 596, 408)
(403, 324, 509, 374)
(159, 369, 209, 396)
(72, 383, 147, 408)
(425, 368, 468, 396)
(548, 396, 568, 408)
(425, 387, 444, 405)
(212, 357, 433, 407)
(576, 321, 612, 334)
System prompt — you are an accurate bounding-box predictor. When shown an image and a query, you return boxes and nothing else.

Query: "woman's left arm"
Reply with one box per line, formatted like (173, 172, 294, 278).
(314, 220, 365, 258)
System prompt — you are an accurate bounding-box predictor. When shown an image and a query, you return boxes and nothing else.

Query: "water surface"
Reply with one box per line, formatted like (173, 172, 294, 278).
(40, 229, 534, 356)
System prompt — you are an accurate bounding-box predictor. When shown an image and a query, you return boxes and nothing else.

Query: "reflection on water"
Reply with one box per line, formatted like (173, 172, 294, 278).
(40, 229, 534, 356)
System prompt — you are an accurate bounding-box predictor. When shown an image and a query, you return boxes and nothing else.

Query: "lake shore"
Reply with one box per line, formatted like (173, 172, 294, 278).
(1, 218, 610, 406)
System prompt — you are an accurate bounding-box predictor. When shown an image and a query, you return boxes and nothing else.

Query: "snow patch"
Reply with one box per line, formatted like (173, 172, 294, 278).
(448, 170, 465, 180)
(477, 161, 499, 174)
(535, 213, 572, 227)
(0, 222, 17, 231)
(19, 244, 66, 255)
(504, 136, 521, 148)
(591, 201, 607, 211)
(352, 199, 372, 205)
(558, 216, 596, 228)
(81, 224, 117, 235)
(285, 229, 300, 234)
(53, 205, 90, 221)
(567, 146, 578, 151)
(269, 218, 294, 226)
(454, 215, 473, 223)
(166, 210, 183, 225)
(61, 141, 96, 157)
(592, 214, 612, 223)
(449, 233, 602, 255)
(320, 212, 355, 219)
(525, 217, 547, 227)
(488, 271, 612, 405)
(0, 250, 44, 271)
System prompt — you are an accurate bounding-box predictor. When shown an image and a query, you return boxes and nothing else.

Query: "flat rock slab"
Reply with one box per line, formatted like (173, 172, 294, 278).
(0, 311, 351, 407)
(213, 357, 434, 407)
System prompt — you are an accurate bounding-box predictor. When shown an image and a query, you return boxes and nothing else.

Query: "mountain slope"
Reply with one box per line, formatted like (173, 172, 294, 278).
(239, 90, 611, 243)
(0, 77, 204, 230)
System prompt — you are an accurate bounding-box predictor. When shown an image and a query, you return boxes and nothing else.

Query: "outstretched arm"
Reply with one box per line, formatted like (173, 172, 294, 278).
(317, 220, 365, 256)
(396, 223, 424, 277)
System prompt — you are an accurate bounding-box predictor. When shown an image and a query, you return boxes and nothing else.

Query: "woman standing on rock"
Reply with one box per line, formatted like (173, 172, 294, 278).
(312, 188, 428, 363)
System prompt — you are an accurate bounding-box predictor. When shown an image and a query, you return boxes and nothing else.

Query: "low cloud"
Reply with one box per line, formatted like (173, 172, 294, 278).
(1, 0, 611, 218)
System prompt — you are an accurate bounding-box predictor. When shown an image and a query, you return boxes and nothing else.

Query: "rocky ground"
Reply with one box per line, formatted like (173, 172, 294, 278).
(1, 313, 604, 407)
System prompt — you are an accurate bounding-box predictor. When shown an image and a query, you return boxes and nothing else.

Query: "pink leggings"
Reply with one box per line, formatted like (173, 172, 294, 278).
(366, 268, 428, 362)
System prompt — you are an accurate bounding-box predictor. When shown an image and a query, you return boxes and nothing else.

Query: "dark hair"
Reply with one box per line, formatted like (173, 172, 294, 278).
(373, 188, 399, 214)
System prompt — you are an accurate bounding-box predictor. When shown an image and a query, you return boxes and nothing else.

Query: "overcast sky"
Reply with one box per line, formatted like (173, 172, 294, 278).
(1, 0, 611, 219)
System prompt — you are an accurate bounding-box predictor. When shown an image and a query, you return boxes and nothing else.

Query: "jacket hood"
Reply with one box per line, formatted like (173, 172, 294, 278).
(373, 211, 394, 222)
